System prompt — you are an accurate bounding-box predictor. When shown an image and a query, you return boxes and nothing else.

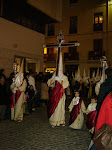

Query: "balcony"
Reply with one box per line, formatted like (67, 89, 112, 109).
(88, 51, 105, 60)
(64, 52, 79, 61)
(93, 23, 103, 31)
(44, 53, 56, 61)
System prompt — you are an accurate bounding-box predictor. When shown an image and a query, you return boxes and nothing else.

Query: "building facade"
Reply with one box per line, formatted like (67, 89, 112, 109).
(44, 0, 112, 77)
(0, 0, 62, 76)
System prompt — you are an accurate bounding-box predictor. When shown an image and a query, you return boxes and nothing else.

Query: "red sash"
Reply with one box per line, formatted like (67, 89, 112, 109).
(47, 82, 65, 118)
(10, 90, 21, 108)
(69, 99, 82, 125)
(86, 110, 97, 129)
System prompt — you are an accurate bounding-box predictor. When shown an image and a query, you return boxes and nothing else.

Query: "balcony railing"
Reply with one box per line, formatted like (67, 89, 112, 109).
(93, 23, 103, 31)
(88, 51, 105, 60)
(64, 52, 79, 61)
(44, 52, 79, 61)
(44, 53, 56, 61)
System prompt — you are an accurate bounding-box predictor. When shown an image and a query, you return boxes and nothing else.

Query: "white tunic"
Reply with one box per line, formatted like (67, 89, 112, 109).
(86, 103, 97, 114)
(68, 97, 86, 129)
(47, 75, 69, 126)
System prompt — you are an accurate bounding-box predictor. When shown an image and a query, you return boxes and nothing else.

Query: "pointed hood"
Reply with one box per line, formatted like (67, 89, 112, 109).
(75, 67, 81, 82)
(15, 60, 24, 87)
(91, 71, 95, 82)
(92, 71, 95, 78)
(88, 70, 90, 78)
(83, 69, 86, 78)
(95, 68, 100, 82)
(52, 51, 65, 81)
(83, 69, 86, 82)
(77, 67, 80, 77)
(72, 72, 74, 78)
(58, 51, 64, 79)
(96, 68, 99, 77)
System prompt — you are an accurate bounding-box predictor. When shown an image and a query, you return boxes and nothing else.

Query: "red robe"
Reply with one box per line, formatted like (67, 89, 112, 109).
(47, 82, 65, 118)
(10, 90, 21, 108)
(69, 99, 82, 125)
(86, 110, 97, 129)
(95, 94, 112, 132)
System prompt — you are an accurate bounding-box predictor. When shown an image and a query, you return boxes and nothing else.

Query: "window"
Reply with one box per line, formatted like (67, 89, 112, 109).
(88, 39, 103, 60)
(45, 68, 56, 73)
(44, 48, 47, 54)
(69, 41, 77, 56)
(69, 16, 77, 34)
(65, 65, 78, 77)
(70, 0, 78, 4)
(94, 12, 103, 31)
(93, 39, 103, 55)
(48, 24, 54, 36)
(47, 48, 54, 54)
(44, 46, 56, 61)
(64, 41, 79, 61)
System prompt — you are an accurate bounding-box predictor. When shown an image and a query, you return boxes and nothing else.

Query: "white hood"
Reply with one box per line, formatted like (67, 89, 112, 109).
(15, 60, 24, 87)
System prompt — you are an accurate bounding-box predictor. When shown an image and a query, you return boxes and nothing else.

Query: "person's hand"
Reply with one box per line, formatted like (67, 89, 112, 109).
(13, 87, 17, 93)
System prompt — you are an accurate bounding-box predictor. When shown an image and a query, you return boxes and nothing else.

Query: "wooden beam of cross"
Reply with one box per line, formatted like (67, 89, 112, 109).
(43, 30, 80, 77)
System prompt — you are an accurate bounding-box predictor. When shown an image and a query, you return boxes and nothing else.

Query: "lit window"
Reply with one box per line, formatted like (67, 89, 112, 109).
(99, 16, 103, 23)
(44, 48, 47, 54)
(45, 68, 56, 73)
(95, 17, 98, 24)
(94, 12, 103, 31)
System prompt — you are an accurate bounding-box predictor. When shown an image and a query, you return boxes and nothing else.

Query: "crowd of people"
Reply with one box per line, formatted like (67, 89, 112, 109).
(0, 63, 112, 149)
(46, 62, 112, 150)
(0, 65, 98, 122)
(0, 68, 51, 122)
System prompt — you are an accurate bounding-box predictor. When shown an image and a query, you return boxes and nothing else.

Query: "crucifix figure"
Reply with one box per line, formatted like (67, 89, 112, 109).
(46, 30, 80, 128)
(44, 30, 80, 79)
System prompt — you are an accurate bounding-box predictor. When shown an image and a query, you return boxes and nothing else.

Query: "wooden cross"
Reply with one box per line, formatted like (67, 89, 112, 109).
(43, 30, 80, 77)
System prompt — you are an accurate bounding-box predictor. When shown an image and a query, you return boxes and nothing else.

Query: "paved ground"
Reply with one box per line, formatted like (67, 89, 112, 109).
(0, 104, 91, 150)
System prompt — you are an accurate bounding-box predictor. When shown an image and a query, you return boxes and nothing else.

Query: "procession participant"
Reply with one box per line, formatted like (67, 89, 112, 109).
(10, 60, 27, 122)
(46, 30, 79, 128)
(47, 51, 69, 128)
(86, 96, 97, 134)
(68, 89, 86, 129)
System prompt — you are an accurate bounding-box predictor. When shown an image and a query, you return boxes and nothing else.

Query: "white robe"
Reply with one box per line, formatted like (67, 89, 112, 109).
(86, 103, 97, 114)
(68, 98, 86, 129)
(10, 79, 27, 121)
(47, 75, 69, 126)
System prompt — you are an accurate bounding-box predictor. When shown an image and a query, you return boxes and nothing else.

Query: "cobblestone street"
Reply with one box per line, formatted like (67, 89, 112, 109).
(0, 106, 91, 150)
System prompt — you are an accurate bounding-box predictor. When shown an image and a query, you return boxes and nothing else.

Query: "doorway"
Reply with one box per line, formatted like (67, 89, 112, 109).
(15, 56, 40, 74)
